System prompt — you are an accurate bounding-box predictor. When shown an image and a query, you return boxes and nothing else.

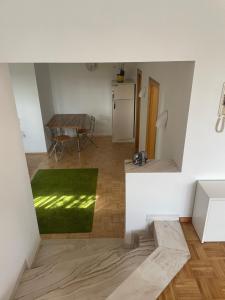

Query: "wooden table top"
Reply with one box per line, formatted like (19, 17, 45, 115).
(46, 114, 90, 130)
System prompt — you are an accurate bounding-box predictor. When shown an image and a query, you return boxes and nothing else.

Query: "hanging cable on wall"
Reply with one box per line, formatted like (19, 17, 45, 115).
(215, 82, 225, 133)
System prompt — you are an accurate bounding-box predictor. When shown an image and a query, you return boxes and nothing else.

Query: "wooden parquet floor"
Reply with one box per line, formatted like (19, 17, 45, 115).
(158, 222, 225, 300)
(26, 136, 134, 239)
(26, 138, 225, 299)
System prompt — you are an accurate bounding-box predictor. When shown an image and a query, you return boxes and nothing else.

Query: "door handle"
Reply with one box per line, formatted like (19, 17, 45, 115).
(114, 102, 116, 109)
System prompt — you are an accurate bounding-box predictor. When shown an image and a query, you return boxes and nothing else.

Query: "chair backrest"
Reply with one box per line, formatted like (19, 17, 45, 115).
(89, 116, 95, 136)
(45, 126, 61, 140)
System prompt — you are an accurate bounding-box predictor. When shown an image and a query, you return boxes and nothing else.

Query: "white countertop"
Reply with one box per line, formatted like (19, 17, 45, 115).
(124, 159, 179, 173)
(199, 180, 225, 199)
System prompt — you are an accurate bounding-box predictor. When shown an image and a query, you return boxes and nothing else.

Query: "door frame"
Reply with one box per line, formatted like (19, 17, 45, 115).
(135, 69, 142, 152)
(145, 77, 160, 159)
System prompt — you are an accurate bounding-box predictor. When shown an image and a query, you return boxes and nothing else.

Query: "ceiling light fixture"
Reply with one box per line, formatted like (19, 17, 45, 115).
(85, 63, 98, 72)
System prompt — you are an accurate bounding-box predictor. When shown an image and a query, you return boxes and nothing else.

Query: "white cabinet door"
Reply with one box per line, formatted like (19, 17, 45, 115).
(112, 99, 134, 141)
(193, 180, 225, 242)
(204, 201, 225, 241)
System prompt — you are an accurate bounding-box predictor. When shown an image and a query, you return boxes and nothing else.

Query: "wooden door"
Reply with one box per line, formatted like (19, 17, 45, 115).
(135, 69, 142, 152)
(146, 77, 160, 159)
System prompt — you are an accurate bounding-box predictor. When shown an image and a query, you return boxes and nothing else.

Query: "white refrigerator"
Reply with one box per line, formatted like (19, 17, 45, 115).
(112, 82, 135, 142)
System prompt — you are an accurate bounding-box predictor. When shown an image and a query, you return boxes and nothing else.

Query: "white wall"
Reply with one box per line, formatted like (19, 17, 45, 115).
(0, 0, 225, 259)
(0, 64, 40, 300)
(137, 62, 194, 169)
(9, 64, 47, 153)
(48, 63, 136, 135)
(125, 172, 195, 242)
(35, 64, 55, 149)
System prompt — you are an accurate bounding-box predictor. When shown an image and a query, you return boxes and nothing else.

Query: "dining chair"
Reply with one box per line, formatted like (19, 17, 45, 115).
(77, 115, 97, 148)
(46, 127, 76, 161)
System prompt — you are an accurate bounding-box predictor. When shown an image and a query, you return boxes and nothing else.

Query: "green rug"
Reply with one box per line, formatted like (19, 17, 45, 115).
(31, 169, 98, 234)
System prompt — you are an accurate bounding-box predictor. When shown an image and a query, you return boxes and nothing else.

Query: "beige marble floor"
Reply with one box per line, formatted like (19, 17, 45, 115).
(14, 235, 155, 300)
(14, 221, 190, 300)
(26, 136, 134, 239)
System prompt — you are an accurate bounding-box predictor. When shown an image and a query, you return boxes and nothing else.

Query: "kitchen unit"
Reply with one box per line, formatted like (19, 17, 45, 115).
(112, 81, 135, 142)
(193, 180, 225, 242)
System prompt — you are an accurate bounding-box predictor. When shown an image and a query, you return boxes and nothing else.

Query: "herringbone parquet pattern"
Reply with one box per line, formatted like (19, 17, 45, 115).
(158, 223, 225, 300)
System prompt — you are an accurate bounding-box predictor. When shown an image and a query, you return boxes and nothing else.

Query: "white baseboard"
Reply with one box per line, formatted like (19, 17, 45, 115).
(26, 238, 41, 268)
(93, 134, 112, 137)
(25, 152, 48, 155)
(146, 214, 179, 224)
(9, 238, 41, 299)
(112, 139, 135, 143)
(10, 260, 27, 300)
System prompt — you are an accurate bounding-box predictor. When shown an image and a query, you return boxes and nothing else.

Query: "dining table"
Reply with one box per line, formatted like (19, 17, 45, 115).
(46, 114, 90, 152)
